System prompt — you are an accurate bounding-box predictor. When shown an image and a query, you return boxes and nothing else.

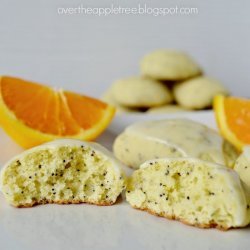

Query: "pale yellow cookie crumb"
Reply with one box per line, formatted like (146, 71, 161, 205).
(126, 158, 250, 230)
(0, 139, 126, 207)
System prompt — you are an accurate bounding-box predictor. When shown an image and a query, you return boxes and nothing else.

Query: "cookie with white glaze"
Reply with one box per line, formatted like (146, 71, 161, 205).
(0, 139, 126, 207)
(234, 146, 250, 189)
(113, 119, 238, 169)
(126, 158, 250, 230)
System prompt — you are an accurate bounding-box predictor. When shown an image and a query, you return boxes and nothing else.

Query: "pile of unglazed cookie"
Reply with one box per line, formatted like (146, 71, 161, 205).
(102, 49, 229, 113)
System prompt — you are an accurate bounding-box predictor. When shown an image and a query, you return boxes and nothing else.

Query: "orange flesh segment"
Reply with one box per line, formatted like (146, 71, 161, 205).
(63, 91, 108, 130)
(40, 91, 61, 134)
(224, 97, 250, 143)
(0, 76, 111, 137)
(57, 92, 81, 135)
(0, 77, 62, 135)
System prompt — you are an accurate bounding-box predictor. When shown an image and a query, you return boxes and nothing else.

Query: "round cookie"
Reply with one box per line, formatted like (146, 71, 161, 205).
(140, 50, 201, 80)
(113, 119, 237, 169)
(101, 89, 137, 113)
(173, 76, 229, 109)
(0, 139, 126, 207)
(111, 77, 173, 108)
(148, 104, 188, 113)
(234, 146, 250, 189)
(126, 158, 250, 230)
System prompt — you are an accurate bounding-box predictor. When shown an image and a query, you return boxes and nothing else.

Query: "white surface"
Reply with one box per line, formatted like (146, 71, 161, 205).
(0, 111, 250, 250)
(0, 0, 250, 97)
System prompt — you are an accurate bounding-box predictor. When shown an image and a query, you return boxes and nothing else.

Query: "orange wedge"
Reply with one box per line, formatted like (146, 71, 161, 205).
(0, 76, 115, 148)
(214, 95, 250, 151)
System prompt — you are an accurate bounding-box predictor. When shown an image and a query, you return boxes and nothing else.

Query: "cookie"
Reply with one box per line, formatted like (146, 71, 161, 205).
(140, 50, 201, 80)
(147, 104, 188, 113)
(173, 76, 229, 109)
(223, 140, 240, 168)
(111, 77, 173, 108)
(0, 139, 126, 207)
(126, 158, 250, 230)
(101, 89, 137, 113)
(113, 119, 238, 169)
(234, 146, 250, 188)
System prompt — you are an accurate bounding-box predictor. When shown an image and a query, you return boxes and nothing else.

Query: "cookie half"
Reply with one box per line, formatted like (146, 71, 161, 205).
(0, 139, 126, 207)
(126, 158, 250, 230)
(140, 50, 201, 81)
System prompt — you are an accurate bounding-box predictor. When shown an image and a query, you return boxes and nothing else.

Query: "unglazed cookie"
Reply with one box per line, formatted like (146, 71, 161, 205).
(173, 76, 229, 109)
(113, 119, 238, 169)
(0, 139, 126, 207)
(147, 104, 188, 113)
(101, 89, 137, 113)
(126, 158, 250, 230)
(140, 50, 201, 81)
(234, 146, 250, 188)
(111, 77, 173, 108)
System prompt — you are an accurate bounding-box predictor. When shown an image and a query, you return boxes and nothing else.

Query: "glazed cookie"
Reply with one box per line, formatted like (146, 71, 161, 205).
(223, 140, 240, 169)
(173, 76, 229, 109)
(101, 89, 136, 113)
(111, 77, 173, 108)
(113, 119, 238, 169)
(234, 146, 250, 189)
(126, 158, 250, 230)
(140, 50, 201, 80)
(0, 139, 126, 207)
(147, 104, 188, 113)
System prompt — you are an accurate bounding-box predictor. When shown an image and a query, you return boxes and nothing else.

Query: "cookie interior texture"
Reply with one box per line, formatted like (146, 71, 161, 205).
(0, 140, 126, 207)
(126, 158, 250, 230)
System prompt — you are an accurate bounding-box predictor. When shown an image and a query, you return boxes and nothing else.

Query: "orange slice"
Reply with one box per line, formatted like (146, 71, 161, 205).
(213, 95, 250, 151)
(0, 76, 115, 148)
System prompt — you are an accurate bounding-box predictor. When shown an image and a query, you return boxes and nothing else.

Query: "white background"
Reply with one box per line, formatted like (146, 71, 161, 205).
(0, 0, 250, 98)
